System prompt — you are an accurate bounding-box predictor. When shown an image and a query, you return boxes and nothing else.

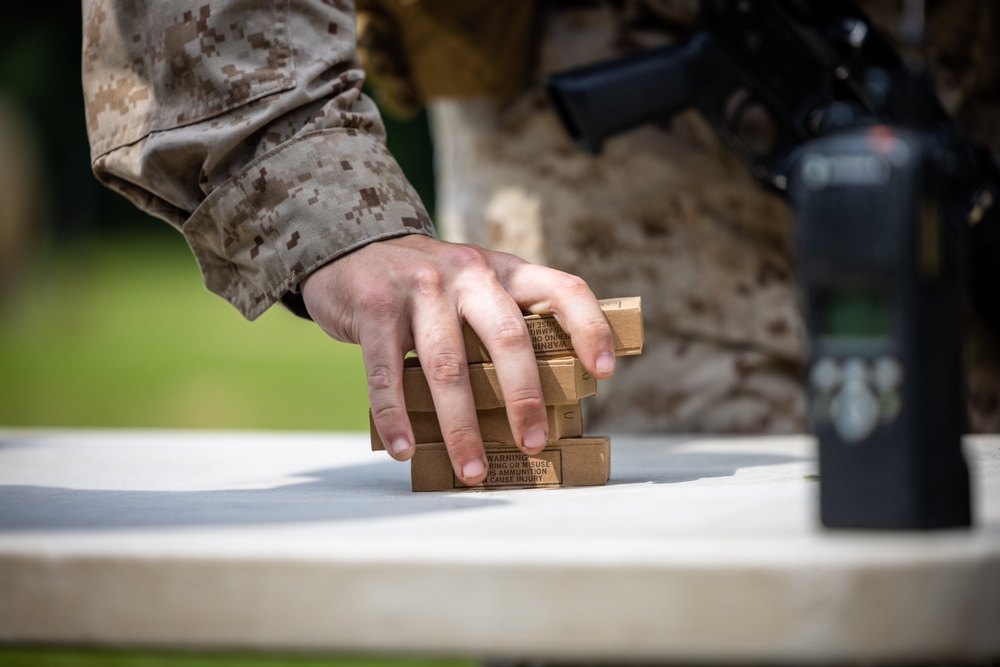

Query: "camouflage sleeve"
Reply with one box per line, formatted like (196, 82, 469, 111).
(82, 0, 435, 320)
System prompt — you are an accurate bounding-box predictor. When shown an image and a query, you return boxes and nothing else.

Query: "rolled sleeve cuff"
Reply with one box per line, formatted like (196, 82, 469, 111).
(182, 127, 435, 320)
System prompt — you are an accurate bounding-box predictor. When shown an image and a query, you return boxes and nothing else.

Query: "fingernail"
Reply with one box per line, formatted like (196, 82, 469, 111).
(462, 458, 486, 481)
(596, 351, 615, 375)
(388, 437, 412, 457)
(523, 427, 547, 451)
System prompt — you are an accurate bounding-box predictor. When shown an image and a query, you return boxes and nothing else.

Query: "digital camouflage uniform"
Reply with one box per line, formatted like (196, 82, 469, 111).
(360, 0, 1000, 434)
(84, 0, 1000, 433)
(82, 0, 435, 321)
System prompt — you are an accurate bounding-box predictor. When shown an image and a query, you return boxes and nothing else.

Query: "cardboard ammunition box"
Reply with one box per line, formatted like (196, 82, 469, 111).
(463, 296, 643, 363)
(410, 436, 611, 492)
(371, 403, 583, 450)
(402, 356, 596, 412)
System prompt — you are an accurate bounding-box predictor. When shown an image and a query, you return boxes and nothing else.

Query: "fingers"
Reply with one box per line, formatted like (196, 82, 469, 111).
(469, 314, 548, 455)
(302, 235, 612, 488)
(409, 279, 488, 485)
(501, 260, 617, 381)
(359, 329, 415, 462)
(460, 284, 549, 457)
(304, 248, 418, 463)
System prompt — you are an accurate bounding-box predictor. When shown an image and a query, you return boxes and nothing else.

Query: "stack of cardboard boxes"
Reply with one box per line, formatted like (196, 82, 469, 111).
(370, 297, 643, 491)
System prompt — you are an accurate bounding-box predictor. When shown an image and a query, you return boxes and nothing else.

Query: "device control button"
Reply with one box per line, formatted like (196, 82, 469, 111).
(842, 358, 868, 384)
(810, 357, 841, 391)
(873, 356, 904, 391)
(831, 380, 880, 443)
(811, 392, 834, 423)
(879, 390, 902, 422)
(800, 154, 832, 189)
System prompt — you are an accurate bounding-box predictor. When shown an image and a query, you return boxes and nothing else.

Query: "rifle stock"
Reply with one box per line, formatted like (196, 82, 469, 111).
(545, 32, 728, 154)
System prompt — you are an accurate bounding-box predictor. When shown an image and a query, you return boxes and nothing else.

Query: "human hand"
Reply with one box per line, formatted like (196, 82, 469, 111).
(301, 234, 616, 485)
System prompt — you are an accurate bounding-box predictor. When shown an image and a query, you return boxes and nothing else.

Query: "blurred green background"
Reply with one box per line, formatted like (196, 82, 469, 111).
(0, 3, 436, 433)
(0, 650, 470, 667)
(0, 5, 460, 667)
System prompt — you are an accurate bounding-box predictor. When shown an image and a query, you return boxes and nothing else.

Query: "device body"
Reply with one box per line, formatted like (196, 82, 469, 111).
(790, 127, 971, 529)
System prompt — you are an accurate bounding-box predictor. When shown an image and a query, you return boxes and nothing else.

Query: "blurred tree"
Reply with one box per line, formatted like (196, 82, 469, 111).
(1, 0, 134, 239)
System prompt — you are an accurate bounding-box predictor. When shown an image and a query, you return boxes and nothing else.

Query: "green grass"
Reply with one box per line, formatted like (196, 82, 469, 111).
(0, 233, 475, 666)
(0, 231, 370, 430)
(0, 648, 472, 667)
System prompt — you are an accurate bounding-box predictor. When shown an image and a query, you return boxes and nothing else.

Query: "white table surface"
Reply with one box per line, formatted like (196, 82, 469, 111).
(0, 429, 998, 663)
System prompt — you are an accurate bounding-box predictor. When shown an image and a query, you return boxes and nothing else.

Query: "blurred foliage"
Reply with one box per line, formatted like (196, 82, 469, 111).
(3, 1, 129, 238)
(0, 231, 373, 430)
(0, 1, 436, 430)
(0, 10, 454, 664)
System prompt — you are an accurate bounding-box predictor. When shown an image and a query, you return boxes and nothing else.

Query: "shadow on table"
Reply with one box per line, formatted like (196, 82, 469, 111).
(0, 459, 506, 532)
(0, 437, 810, 533)
(609, 436, 812, 486)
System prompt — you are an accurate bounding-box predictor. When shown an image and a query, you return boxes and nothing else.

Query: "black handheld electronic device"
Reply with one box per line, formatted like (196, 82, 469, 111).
(791, 128, 970, 528)
(545, 0, 999, 528)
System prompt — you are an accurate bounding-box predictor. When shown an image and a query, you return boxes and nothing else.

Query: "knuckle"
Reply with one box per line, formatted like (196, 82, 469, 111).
(504, 388, 544, 412)
(448, 244, 490, 272)
(579, 314, 612, 341)
(443, 422, 481, 447)
(370, 402, 404, 424)
(366, 364, 397, 393)
(425, 353, 469, 385)
(356, 289, 398, 321)
(409, 264, 445, 295)
(554, 273, 591, 297)
(490, 315, 532, 351)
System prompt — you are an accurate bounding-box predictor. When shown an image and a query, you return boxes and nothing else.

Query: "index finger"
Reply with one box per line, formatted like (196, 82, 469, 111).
(502, 263, 616, 380)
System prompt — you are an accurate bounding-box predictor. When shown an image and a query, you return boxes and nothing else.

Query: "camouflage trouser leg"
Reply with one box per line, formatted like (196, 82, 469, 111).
(429, 6, 807, 434)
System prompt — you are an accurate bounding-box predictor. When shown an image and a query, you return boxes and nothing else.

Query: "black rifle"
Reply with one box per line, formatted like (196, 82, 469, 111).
(547, 0, 1000, 529)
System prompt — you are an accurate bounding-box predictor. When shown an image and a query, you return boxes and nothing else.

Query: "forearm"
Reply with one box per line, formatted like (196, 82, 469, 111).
(81, 0, 617, 487)
(82, 0, 434, 319)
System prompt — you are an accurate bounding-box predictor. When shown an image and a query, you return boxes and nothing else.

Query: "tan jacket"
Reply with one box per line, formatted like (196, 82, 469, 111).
(82, 0, 435, 320)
